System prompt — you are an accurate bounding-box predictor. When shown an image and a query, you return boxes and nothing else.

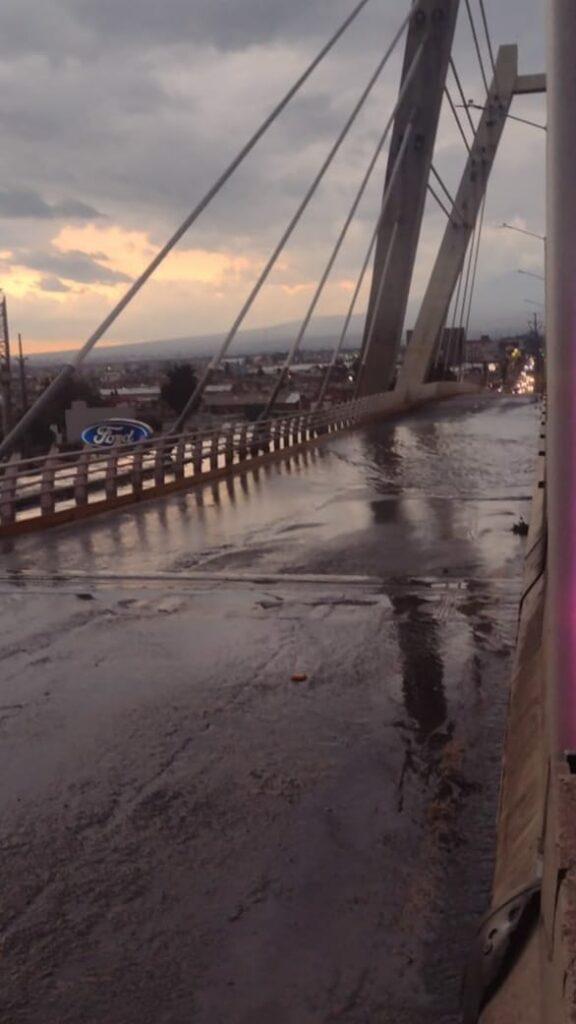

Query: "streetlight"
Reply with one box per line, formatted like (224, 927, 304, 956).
(501, 222, 546, 242)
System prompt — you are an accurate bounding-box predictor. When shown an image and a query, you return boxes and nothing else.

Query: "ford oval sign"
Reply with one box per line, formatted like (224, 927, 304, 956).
(81, 419, 153, 449)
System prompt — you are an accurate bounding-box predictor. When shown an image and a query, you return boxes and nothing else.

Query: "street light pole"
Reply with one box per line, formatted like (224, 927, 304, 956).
(547, 0, 576, 756)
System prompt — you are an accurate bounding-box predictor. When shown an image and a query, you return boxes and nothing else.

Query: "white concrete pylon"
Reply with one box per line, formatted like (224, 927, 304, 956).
(398, 44, 518, 395)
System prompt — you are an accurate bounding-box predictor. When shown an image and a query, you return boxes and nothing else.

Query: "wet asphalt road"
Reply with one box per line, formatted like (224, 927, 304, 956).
(0, 396, 538, 1024)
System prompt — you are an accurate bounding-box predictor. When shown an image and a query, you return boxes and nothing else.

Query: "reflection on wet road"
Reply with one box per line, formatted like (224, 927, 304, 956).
(0, 397, 537, 1023)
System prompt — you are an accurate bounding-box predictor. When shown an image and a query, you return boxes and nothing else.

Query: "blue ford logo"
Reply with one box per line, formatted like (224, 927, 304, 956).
(81, 419, 153, 448)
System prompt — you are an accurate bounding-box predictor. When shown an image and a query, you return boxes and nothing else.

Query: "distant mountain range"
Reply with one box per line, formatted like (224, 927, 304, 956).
(28, 315, 366, 364)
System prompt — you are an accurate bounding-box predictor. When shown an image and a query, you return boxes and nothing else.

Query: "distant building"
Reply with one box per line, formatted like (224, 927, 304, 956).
(100, 385, 161, 410)
(65, 400, 137, 444)
(201, 390, 306, 418)
(465, 335, 499, 363)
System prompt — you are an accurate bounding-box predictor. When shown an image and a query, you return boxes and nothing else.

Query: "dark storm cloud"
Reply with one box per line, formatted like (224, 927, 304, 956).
(39, 276, 72, 293)
(5, 0, 385, 56)
(15, 250, 131, 285)
(0, 0, 548, 342)
(0, 188, 104, 221)
(68, 0, 327, 49)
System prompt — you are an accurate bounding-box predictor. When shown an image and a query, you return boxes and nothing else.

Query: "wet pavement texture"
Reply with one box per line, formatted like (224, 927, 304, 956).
(0, 396, 538, 1023)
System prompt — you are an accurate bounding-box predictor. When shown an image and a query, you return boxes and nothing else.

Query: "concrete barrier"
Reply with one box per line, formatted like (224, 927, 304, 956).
(474, 407, 576, 1024)
(0, 381, 479, 537)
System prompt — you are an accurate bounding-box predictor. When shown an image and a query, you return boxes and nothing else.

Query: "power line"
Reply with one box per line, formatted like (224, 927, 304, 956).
(0, 0, 381, 460)
(173, 9, 415, 431)
(444, 86, 472, 155)
(449, 58, 476, 136)
(478, 0, 497, 77)
(464, 0, 490, 95)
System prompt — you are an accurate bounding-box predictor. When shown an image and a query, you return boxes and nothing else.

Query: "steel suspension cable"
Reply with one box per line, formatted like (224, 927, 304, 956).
(427, 183, 454, 222)
(464, 0, 490, 95)
(439, 264, 465, 375)
(289, 139, 405, 410)
(316, 223, 383, 406)
(453, 213, 480, 376)
(173, 7, 415, 431)
(477, 0, 496, 77)
(356, 218, 401, 387)
(0, 0, 378, 460)
(430, 164, 460, 216)
(317, 211, 400, 405)
(443, 216, 480, 375)
(449, 58, 477, 136)
(262, 46, 425, 418)
(433, 260, 461, 372)
(464, 191, 487, 338)
(444, 86, 472, 154)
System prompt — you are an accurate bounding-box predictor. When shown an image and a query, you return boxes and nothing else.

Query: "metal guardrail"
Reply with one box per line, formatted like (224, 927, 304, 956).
(0, 391, 394, 532)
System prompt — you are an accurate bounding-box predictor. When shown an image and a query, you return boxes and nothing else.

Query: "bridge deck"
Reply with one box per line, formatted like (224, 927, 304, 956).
(0, 396, 537, 1024)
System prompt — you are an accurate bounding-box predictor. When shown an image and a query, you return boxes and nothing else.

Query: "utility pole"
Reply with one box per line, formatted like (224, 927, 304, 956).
(0, 292, 12, 437)
(17, 333, 28, 415)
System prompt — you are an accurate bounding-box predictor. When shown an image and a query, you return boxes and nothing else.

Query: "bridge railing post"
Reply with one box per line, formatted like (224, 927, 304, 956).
(74, 450, 90, 508)
(105, 447, 120, 501)
(192, 432, 203, 476)
(271, 419, 282, 452)
(210, 431, 219, 472)
(224, 427, 234, 467)
(282, 418, 291, 448)
(174, 437, 186, 481)
(132, 448, 144, 495)
(262, 421, 272, 454)
(40, 447, 59, 516)
(238, 423, 248, 462)
(154, 439, 168, 488)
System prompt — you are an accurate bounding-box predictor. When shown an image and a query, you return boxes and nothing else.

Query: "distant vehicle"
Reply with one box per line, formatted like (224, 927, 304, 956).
(81, 419, 153, 449)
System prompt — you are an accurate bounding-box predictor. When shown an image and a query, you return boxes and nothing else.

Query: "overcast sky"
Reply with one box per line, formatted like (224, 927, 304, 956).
(0, 0, 546, 354)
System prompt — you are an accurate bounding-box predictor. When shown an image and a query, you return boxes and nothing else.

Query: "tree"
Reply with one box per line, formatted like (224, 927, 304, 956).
(24, 374, 105, 452)
(161, 364, 199, 415)
(245, 403, 266, 422)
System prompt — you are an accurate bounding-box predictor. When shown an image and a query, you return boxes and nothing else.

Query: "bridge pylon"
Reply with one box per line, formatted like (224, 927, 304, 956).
(399, 44, 518, 395)
(356, 0, 461, 398)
